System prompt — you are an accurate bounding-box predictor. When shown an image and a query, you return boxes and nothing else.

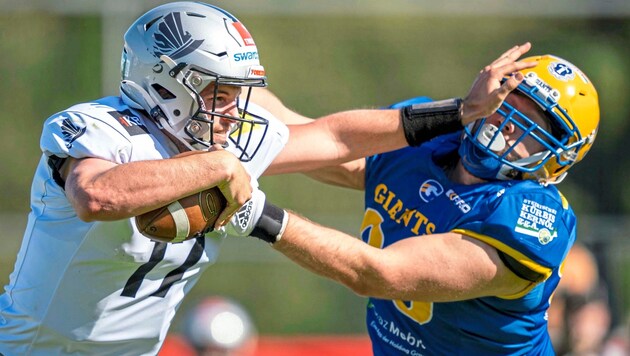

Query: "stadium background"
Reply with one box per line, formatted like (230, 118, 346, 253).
(0, 0, 629, 346)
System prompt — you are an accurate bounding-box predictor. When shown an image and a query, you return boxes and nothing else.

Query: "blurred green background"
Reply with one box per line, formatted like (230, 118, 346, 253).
(1, 0, 629, 337)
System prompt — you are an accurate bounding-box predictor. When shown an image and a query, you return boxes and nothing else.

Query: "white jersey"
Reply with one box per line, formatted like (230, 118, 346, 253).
(0, 96, 288, 355)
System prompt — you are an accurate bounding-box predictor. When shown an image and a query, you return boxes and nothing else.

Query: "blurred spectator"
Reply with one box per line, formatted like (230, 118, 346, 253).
(548, 243, 612, 355)
(602, 313, 630, 356)
(181, 297, 258, 356)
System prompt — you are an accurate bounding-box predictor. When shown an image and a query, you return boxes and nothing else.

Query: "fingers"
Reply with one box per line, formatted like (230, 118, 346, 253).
(461, 43, 536, 124)
(497, 71, 525, 97)
(483, 46, 537, 84)
(491, 42, 532, 67)
(215, 188, 250, 228)
(215, 203, 240, 229)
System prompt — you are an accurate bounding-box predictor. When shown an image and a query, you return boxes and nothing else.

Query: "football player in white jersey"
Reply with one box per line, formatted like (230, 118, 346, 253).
(0, 3, 284, 355)
(0, 2, 533, 355)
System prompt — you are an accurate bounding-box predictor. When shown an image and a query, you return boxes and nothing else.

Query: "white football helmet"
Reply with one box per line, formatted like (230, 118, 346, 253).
(120, 1, 268, 159)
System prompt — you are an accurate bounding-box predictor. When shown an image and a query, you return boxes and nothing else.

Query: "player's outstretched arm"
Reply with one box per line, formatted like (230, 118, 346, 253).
(263, 43, 536, 176)
(228, 190, 531, 301)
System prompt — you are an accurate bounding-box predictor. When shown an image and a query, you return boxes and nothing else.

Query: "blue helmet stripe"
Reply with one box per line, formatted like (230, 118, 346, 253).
(196, 2, 238, 22)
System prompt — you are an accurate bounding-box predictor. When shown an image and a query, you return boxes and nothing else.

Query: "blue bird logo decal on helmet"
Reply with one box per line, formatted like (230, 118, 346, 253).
(152, 12, 204, 60)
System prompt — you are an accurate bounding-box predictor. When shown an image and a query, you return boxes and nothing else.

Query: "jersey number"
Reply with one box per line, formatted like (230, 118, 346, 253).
(121, 237, 205, 298)
(360, 208, 433, 325)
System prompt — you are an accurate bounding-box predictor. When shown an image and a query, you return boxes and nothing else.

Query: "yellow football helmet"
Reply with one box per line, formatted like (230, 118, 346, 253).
(460, 55, 600, 183)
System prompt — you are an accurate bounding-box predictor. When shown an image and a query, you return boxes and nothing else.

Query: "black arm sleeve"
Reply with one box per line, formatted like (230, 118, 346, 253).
(400, 98, 463, 146)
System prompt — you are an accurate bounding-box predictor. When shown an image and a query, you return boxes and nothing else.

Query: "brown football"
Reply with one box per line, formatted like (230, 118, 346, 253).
(135, 187, 227, 243)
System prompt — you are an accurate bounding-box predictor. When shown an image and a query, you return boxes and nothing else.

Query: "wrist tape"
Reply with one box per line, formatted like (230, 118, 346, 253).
(400, 98, 463, 146)
(250, 202, 288, 244)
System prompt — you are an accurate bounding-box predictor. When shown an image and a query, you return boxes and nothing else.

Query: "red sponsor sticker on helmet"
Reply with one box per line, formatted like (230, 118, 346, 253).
(233, 22, 255, 46)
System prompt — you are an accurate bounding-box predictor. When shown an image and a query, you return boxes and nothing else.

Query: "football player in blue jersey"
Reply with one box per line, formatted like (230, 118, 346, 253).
(235, 51, 599, 355)
(0, 2, 532, 354)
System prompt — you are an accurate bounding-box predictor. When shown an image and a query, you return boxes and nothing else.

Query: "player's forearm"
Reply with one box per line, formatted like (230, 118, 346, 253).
(301, 159, 366, 190)
(269, 101, 464, 175)
(267, 109, 404, 175)
(67, 151, 247, 221)
(273, 212, 393, 298)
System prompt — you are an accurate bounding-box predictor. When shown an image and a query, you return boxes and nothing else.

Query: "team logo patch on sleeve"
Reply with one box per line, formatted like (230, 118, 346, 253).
(59, 113, 87, 149)
(515, 199, 558, 244)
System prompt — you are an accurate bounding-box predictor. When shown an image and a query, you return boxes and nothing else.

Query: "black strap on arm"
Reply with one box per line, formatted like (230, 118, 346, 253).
(497, 250, 546, 283)
(400, 98, 464, 146)
(47, 155, 67, 190)
(251, 202, 288, 244)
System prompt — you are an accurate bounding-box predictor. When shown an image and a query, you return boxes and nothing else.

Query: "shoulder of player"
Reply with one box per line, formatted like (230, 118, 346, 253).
(45, 96, 146, 134)
(490, 180, 573, 213)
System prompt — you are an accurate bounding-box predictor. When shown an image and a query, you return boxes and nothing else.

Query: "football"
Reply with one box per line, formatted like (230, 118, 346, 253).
(135, 187, 227, 243)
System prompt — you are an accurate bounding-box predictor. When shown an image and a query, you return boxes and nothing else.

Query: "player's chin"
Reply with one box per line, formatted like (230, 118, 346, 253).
(212, 134, 228, 145)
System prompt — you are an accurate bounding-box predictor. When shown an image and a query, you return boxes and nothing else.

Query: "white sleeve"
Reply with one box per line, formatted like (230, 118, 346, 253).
(229, 102, 289, 179)
(40, 105, 133, 164)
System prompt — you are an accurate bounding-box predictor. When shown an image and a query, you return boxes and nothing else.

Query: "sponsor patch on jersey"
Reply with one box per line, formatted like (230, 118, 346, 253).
(59, 112, 87, 149)
(418, 179, 443, 203)
(446, 189, 471, 213)
(515, 199, 558, 244)
(108, 110, 149, 136)
(548, 61, 575, 82)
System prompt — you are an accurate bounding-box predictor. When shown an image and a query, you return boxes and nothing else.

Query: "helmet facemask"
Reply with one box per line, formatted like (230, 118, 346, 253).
(460, 71, 592, 184)
(159, 60, 269, 161)
(120, 2, 270, 161)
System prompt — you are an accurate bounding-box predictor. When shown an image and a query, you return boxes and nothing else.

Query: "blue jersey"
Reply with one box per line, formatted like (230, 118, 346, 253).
(362, 132, 575, 355)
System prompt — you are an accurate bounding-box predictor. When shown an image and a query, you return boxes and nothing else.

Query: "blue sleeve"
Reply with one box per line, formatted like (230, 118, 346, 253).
(457, 184, 575, 276)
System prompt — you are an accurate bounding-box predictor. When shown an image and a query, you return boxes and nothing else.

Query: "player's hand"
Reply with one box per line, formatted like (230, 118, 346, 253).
(460, 42, 537, 125)
(226, 188, 267, 237)
(210, 146, 253, 228)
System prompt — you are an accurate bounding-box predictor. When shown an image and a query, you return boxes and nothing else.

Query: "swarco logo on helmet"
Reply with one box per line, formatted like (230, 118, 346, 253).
(233, 51, 259, 62)
(119, 1, 269, 161)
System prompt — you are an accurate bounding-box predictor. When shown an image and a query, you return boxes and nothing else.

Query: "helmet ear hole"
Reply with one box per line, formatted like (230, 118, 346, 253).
(151, 84, 176, 100)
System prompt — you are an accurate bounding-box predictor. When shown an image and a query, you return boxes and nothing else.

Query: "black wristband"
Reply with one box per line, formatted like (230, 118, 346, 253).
(400, 98, 464, 146)
(251, 202, 287, 244)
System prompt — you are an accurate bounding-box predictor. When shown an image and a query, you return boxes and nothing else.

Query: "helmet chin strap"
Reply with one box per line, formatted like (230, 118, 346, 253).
(458, 123, 512, 181)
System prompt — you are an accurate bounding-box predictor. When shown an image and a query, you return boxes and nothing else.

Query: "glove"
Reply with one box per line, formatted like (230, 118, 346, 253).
(227, 188, 288, 244)
(228, 189, 267, 237)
